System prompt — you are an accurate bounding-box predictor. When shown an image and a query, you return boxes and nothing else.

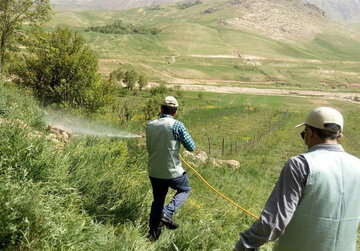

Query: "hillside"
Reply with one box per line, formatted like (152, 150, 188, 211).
(51, 0, 186, 10)
(48, 0, 360, 91)
(304, 0, 360, 24)
(3, 1, 360, 249)
(2, 79, 360, 250)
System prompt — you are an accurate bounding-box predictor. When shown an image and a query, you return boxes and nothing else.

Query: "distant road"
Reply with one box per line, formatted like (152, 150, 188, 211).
(149, 82, 360, 103)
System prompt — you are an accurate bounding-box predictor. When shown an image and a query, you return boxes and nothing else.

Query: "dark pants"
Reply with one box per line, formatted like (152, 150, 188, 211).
(149, 173, 191, 231)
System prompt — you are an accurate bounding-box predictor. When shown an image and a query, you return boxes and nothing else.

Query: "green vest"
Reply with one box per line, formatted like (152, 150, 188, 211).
(146, 117, 184, 179)
(274, 148, 360, 251)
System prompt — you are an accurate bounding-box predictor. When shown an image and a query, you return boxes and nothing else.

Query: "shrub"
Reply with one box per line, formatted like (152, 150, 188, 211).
(138, 75, 148, 90)
(177, 0, 202, 9)
(198, 93, 204, 100)
(149, 84, 168, 95)
(124, 70, 139, 90)
(13, 27, 114, 112)
(142, 94, 163, 121)
(85, 19, 161, 35)
(114, 99, 137, 124)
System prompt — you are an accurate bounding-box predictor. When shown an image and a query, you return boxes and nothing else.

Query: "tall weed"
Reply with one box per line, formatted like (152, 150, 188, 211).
(65, 137, 151, 225)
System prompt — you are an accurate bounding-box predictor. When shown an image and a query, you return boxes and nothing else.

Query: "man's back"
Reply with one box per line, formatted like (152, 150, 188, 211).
(275, 148, 360, 251)
(146, 116, 183, 179)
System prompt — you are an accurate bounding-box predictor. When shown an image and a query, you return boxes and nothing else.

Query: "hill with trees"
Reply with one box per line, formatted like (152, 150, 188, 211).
(1, 0, 360, 250)
(48, 0, 360, 91)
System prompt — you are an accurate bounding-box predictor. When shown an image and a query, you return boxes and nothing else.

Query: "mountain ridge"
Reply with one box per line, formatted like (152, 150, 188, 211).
(51, 0, 360, 25)
(51, 0, 185, 10)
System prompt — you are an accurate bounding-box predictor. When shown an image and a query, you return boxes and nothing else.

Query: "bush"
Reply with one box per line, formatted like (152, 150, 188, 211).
(124, 70, 139, 90)
(177, 0, 202, 9)
(149, 84, 169, 95)
(138, 75, 148, 90)
(13, 27, 114, 112)
(142, 94, 163, 121)
(114, 99, 137, 124)
(86, 19, 161, 35)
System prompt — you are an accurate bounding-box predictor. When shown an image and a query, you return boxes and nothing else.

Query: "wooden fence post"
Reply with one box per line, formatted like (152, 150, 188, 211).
(222, 138, 225, 156)
(208, 137, 211, 155)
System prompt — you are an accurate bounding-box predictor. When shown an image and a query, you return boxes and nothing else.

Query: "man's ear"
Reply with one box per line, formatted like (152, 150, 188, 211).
(173, 110, 178, 117)
(337, 133, 343, 142)
(306, 127, 313, 137)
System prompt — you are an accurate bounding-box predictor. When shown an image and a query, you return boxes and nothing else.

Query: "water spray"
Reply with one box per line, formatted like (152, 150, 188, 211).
(45, 112, 142, 139)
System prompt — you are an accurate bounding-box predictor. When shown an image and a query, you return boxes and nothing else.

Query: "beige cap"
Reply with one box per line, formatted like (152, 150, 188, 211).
(296, 107, 343, 132)
(163, 96, 179, 108)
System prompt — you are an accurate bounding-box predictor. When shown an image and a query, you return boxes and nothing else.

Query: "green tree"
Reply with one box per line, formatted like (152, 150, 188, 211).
(116, 70, 125, 82)
(124, 70, 139, 90)
(143, 95, 163, 121)
(114, 99, 137, 124)
(0, 0, 51, 85)
(110, 71, 117, 83)
(14, 26, 113, 112)
(138, 74, 148, 90)
(109, 69, 125, 84)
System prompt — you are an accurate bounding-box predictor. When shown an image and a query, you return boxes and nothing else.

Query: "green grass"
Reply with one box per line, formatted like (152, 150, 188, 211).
(1, 83, 360, 249)
(4, 0, 360, 248)
(46, 1, 360, 90)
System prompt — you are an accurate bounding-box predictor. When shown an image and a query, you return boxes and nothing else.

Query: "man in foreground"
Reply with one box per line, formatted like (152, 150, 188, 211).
(146, 96, 195, 240)
(234, 107, 360, 250)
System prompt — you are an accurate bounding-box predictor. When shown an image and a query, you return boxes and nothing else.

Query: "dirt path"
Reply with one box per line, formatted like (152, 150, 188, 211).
(148, 82, 360, 103)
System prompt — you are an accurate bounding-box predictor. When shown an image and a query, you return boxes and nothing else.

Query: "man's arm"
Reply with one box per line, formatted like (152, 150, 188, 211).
(173, 121, 195, 152)
(234, 155, 309, 250)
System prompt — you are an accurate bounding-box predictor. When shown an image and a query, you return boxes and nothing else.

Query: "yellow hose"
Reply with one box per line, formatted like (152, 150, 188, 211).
(179, 154, 259, 220)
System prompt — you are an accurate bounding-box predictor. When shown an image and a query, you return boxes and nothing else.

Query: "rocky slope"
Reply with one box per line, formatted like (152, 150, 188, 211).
(214, 0, 329, 40)
(304, 0, 360, 23)
(51, 0, 185, 10)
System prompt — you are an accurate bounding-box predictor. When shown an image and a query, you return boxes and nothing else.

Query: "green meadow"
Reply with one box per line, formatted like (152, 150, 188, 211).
(1, 82, 360, 250)
(2, 0, 360, 249)
(47, 1, 360, 91)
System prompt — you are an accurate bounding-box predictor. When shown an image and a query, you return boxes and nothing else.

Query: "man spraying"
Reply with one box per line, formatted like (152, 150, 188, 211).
(234, 107, 360, 251)
(146, 96, 195, 240)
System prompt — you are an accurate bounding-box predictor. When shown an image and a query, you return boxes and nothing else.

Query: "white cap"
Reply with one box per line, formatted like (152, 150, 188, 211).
(296, 107, 343, 132)
(163, 96, 179, 108)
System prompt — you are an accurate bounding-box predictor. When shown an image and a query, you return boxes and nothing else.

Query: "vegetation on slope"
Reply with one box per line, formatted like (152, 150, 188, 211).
(48, 0, 360, 90)
(1, 82, 359, 250)
(85, 19, 161, 35)
(0, 84, 150, 250)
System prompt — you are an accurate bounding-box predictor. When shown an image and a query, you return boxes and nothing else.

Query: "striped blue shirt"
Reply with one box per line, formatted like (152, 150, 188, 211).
(160, 114, 195, 152)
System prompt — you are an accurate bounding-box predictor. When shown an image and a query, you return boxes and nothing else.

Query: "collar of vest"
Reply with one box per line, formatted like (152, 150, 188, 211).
(307, 143, 344, 153)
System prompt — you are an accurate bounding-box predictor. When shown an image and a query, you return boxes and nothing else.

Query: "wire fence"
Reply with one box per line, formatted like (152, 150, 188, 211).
(205, 111, 289, 157)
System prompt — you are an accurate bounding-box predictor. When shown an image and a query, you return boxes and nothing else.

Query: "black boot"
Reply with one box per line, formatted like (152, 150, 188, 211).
(147, 222, 164, 241)
(160, 212, 179, 230)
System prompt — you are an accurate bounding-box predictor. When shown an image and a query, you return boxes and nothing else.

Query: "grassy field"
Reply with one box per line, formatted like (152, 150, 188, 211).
(1, 82, 360, 250)
(3, 0, 360, 249)
(46, 0, 360, 91)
